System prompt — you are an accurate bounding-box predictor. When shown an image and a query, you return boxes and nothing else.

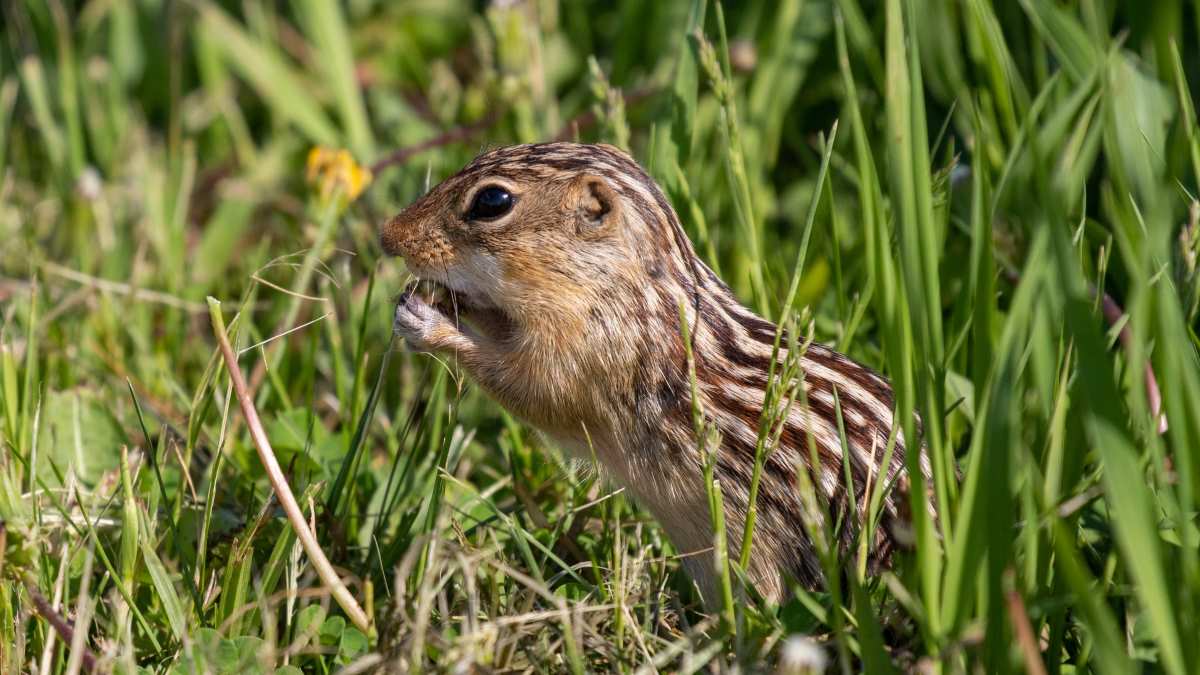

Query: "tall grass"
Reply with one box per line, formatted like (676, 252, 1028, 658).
(2, 0, 1200, 671)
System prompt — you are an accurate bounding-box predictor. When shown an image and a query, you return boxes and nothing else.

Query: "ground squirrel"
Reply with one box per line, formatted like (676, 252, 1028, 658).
(380, 142, 926, 605)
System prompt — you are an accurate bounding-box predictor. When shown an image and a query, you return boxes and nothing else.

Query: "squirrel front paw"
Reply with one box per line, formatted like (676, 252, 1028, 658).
(393, 284, 460, 352)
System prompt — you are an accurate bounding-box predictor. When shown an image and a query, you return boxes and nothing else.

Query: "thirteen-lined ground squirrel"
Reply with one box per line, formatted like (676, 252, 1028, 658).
(380, 142, 928, 604)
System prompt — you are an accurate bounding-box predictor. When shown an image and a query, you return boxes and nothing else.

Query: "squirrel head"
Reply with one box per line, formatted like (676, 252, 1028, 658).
(380, 142, 696, 349)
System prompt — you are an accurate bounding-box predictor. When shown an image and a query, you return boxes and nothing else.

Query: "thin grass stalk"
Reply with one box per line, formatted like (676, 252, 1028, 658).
(883, 0, 946, 642)
(251, 180, 343, 410)
(195, 343, 235, 594)
(411, 388, 465, 592)
(68, 482, 162, 651)
(293, 0, 374, 158)
(19, 285, 38, 466)
(694, 4, 768, 314)
(679, 303, 735, 629)
(792, 379, 852, 675)
(327, 343, 393, 521)
(117, 445, 139, 645)
(125, 384, 203, 611)
(17, 58, 66, 178)
(207, 297, 370, 633)
(48, 2, 84, 181)
(738, 124, 837, 572)
(1048, 214, 1187, 675)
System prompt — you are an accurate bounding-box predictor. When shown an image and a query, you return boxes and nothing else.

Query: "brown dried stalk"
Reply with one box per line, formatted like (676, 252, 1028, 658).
(24, 579, 97, 674)
(206, 297, 371, 633)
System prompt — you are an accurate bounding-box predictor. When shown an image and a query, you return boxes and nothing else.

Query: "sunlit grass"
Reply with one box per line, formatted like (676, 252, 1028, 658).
(3, 0, 1200, 672)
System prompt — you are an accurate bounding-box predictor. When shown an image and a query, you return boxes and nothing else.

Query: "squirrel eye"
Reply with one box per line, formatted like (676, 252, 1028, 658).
(467, 186, 514, 220)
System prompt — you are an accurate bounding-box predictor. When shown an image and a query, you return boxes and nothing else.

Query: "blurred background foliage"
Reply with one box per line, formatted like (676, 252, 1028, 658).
(3, 0, 1200, 672)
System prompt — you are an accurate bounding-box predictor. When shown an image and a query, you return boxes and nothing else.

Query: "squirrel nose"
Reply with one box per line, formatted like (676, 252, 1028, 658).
(379, 213, 409, 257)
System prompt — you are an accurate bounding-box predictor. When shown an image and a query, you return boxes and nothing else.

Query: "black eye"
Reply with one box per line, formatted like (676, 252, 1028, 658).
(467, 186, 514, 220)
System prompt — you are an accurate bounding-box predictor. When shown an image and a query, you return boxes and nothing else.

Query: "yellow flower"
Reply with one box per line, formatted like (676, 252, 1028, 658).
(306, 146, 373, 205)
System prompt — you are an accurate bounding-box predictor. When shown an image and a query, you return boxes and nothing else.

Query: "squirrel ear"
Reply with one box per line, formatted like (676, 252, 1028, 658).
(577, 175, 617, 229)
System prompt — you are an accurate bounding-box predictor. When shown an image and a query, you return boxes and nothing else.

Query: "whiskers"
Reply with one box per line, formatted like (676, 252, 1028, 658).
(440, 261, 465, 330)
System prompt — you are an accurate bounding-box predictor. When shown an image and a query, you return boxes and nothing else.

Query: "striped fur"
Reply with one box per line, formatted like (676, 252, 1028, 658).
(381, 142, 928, 604)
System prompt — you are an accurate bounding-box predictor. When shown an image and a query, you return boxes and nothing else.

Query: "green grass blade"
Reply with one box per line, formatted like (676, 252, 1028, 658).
(292, 0, 374, 158)
(138, 507, 190, 643)
(883, 0, 944, 639)
(195, 2, 339, 147)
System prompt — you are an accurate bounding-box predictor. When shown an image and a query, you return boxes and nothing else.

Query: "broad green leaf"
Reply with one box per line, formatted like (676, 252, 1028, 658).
(138, 508, 190, 642)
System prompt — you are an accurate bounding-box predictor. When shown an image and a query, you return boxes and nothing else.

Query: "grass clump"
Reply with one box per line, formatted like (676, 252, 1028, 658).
(3, 0, 1200, 672)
